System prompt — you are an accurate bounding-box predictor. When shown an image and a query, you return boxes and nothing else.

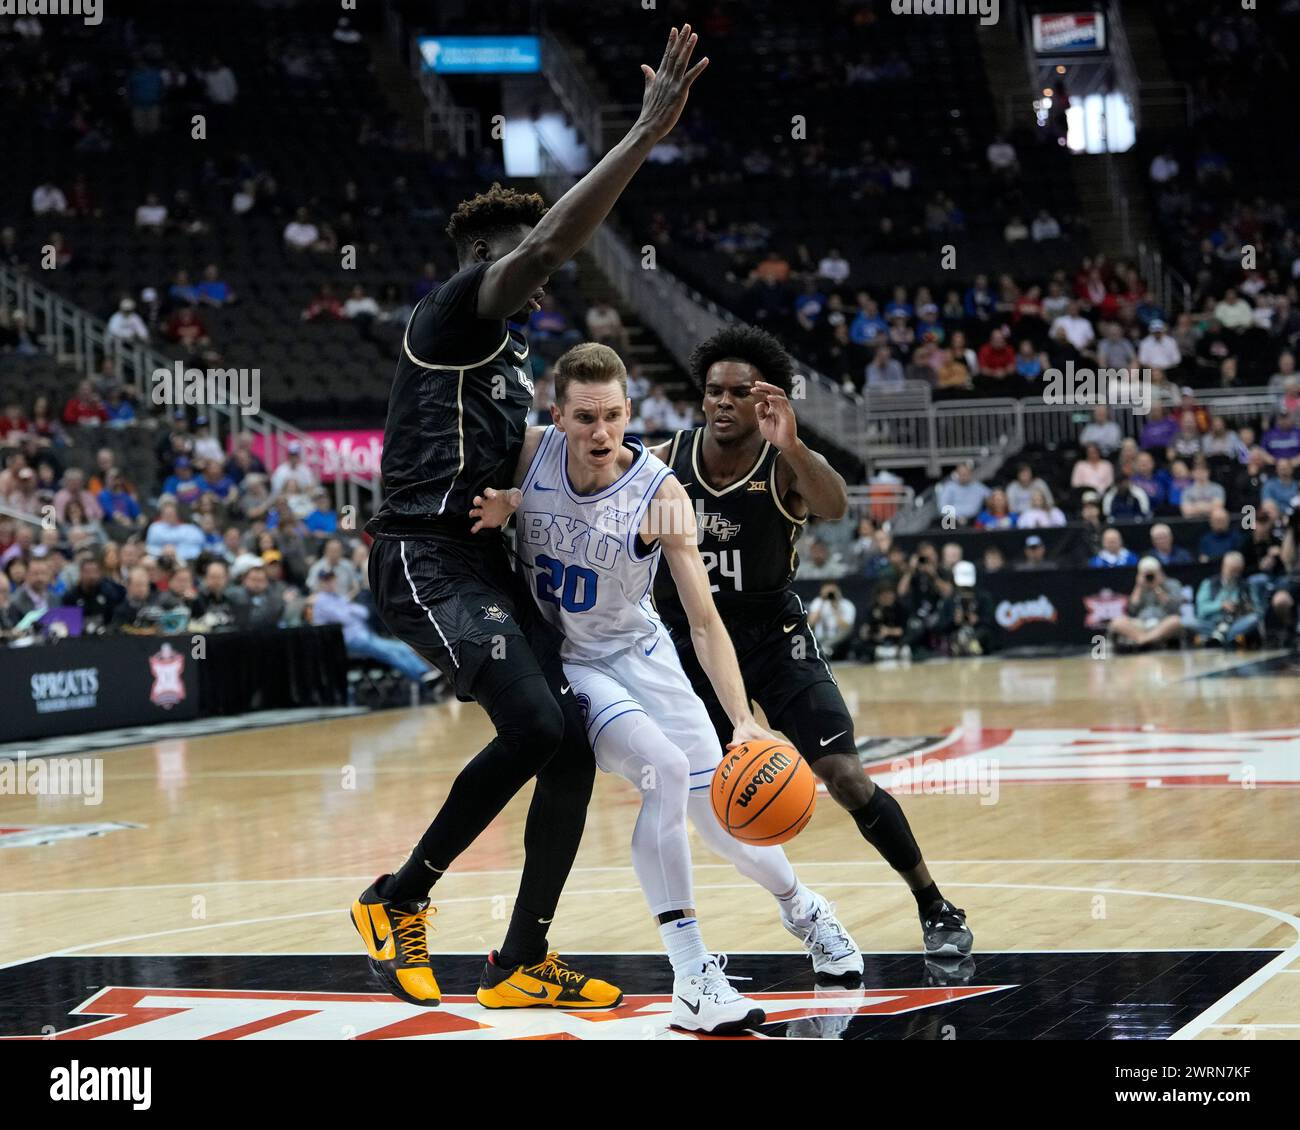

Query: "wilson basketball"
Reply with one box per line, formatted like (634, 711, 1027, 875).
(711, 741, 816, 845)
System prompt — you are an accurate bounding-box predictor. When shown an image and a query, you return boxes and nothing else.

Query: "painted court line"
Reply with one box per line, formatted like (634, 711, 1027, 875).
(3, 877, 1296, 1043)
(3, 858, 1297, 898)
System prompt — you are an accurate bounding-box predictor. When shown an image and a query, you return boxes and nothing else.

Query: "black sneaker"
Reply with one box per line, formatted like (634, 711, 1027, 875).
(924, 954, 977, 987)
(921, 900, 973, 957)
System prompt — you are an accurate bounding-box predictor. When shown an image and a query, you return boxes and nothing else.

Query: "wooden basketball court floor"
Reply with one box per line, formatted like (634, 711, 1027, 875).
(3, 650, 1298, 1041)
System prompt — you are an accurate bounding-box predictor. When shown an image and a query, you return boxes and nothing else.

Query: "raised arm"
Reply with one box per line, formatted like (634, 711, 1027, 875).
(477, 26, 708, 319)
(756, 380, 849, 520)
(649, 475, 777, 748)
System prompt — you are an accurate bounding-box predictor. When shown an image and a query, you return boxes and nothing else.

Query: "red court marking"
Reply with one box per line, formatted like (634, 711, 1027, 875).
(356, 1011, 487, 1039)
(201, 1009, 319, 1040)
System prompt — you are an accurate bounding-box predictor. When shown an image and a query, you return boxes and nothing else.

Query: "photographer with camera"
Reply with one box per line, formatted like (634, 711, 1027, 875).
(807, 580, 857, 661)
(1188, 551, 1262, 648)
(937, 561, 996, 657)
(1108, 556, 1186, 652)
(897, 541, 952, 658)
(856, 581, 907, 661)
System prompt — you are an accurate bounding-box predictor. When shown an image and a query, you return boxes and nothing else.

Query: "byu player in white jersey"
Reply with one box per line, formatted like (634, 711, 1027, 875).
(471, 343, 861, 1036)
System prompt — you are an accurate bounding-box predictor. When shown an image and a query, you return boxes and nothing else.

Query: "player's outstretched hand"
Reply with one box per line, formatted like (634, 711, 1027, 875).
(638, 24, 709, 142)
(469, 487, 521, 533)
(753, 380, 799, 451)
(727, 718, 783, 751)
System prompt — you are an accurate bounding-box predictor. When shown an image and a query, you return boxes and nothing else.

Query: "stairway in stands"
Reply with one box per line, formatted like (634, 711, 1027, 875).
(567, 253, 684, 397)
(1069, 153, 1152, 259)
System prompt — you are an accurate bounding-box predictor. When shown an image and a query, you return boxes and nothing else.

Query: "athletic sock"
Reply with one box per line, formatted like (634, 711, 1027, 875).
(776, 881, 816, 925)
(498, 903, 550, 969)
(659, 917, 710, 980)
(913, 882, 944, 915)
(380, 853, 445, 904)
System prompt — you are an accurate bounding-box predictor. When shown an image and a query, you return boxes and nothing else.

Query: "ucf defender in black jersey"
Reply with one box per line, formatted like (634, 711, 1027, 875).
(650, 325, 973, 960)
(354, 25, 710, 1010)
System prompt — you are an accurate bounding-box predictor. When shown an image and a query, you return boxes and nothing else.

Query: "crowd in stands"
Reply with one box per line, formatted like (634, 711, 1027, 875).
(0, 402, 448, 693)
(796, 386, 1300, 657)
(795, 493, 1300, 660)
(0, 328, 701, 691)
(674, 243, 1300, 399)
(5, 0, 1298, 683)
(796, 532, 1005, 662)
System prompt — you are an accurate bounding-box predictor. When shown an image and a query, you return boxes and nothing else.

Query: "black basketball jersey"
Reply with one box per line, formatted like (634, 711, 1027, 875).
(367, 262, 535, 539)
(653, 427, 806, 639)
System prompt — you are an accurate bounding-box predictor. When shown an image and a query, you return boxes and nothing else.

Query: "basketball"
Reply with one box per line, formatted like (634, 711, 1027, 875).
(711, 741, 816, 845)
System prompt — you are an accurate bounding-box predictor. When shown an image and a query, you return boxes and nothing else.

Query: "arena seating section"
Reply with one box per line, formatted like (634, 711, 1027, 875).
(540, 1, 1083, 321)
(0, 0, 593, 424)
(1143, 0, 1300, 319)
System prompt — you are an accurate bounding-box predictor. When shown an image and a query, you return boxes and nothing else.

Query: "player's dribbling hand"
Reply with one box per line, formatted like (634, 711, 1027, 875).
(469, 487, 521, 533)
(637, 24, 709, 142)
(728, 718, 782, 750)
(753, 380, 798, 451)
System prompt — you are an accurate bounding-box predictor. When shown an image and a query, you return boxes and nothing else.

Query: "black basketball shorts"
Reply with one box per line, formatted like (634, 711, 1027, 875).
(674, 600, 858, 763)
(368, 532, 562, 702)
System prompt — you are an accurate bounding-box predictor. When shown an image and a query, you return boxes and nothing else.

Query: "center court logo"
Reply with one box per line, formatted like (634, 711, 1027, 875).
(891, 0, 999, 26)
(16, 981, 1006, 1040)
(151, 361, 261, 416)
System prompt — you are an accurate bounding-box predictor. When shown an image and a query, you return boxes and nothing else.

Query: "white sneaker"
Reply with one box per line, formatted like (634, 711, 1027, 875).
(670, 955, 766, 1035)
(782, 891, 865, 980)
(784, 984, 867, 1039)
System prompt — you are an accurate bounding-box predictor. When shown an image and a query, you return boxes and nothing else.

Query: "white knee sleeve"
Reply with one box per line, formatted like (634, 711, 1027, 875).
(687, 792, 798, 897)
(596, 709, 697, 917)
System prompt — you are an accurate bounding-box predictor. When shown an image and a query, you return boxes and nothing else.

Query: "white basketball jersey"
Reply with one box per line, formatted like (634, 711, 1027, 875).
(516, 425, 675, 662)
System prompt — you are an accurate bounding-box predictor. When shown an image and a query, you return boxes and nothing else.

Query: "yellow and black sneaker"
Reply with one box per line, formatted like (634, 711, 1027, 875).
(350, 877, 441, 1007)
(476, 950, 623, 1010)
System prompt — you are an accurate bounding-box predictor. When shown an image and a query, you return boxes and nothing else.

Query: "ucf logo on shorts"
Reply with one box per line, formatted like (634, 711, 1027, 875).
(698, 511, 741, 542)
(481, 604, 508, 624)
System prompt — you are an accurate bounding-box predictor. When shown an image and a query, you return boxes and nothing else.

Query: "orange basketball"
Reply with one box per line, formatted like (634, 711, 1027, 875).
(710, 741, 816, 845)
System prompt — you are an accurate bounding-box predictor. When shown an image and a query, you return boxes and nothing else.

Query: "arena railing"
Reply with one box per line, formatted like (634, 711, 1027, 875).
(535, 144, 872, 467)
(540, 30, 641, 157)
(0, 267, 381, 519)
(1137, 242, 1193, 316)
(0, 501, 44, 530)
(863, 384, 1282, 477)
(845, 483, 916, 527)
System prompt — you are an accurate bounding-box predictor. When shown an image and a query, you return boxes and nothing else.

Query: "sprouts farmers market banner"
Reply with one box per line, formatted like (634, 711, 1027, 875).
(246, 430, 383, 482)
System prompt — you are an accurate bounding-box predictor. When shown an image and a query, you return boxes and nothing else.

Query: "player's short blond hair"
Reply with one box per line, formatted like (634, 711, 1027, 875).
(553, 343, 627, 404)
